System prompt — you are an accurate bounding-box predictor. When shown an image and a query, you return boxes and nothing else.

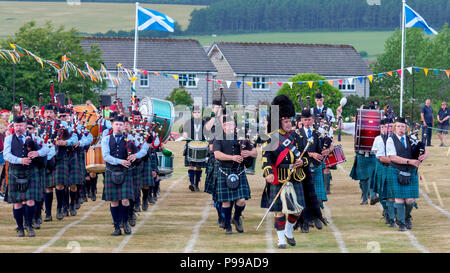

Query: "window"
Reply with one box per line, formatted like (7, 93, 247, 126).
(140, 73, 149, 87)
(104, 71, 117, 88)
(179, 74, 197, 88)
(252, 76, 269, 90)
(338, 80, 355, 92)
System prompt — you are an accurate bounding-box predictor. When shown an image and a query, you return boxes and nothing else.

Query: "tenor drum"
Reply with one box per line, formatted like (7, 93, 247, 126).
(85, 144, 105, 173)
(325, 144, 347, 168)
(73, 104, 101, 145)
(354, 109, 383, 152)
(139, 97, 175, 143)
(187, 141, 208, 163)
(157, 151, 174, 174)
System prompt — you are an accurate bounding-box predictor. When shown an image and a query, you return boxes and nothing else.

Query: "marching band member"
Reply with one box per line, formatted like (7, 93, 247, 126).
(386, 117, 428, 231)
(4, 115, 49, 237)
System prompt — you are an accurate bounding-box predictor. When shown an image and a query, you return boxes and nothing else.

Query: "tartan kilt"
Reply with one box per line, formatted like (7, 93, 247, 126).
(7, 166, 43, 203)
(388, 167, 419, 199)
(215, 166, 251, 202)
(204, 158, 218, 195)
(102, 167, 134, 201)
(53, 154, 69, 186)
(37, 167, 47, 200)
(260, 179, 305, 212)
(374, 161, 393, 199)
(350, 153, 377, 181)
(131, 164, 143, 200)
(311, 163, 327, 201)
(68, 151, 83, 186)
(141, 159, 155, 188)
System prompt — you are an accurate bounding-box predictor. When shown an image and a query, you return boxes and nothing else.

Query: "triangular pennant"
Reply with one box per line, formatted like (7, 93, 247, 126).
(318, 81, 324, 86)
(378, 73, 383, 78)
(434, 69, 439, 76)
(143, 70, 148, 76)
(268, 82, 273, 85)
(307, 81, 313, 89)
(414, 67, 420, 72)
(446, 70, 450, 78)
(288, 82, 293, 88)
(153, 71, 160, 76)
(397, 69, 402, 76)
(407, 67, 413, 75)
(226, 81, 232, 88)
(358, 77, 363, 83)
(163, 73, 168, 77)
(327, 80, 334, 85)
(206, 78, 212, 82)
(424, 68, 429, 76)
(217, 80, 222, 84)
(246, 82, 252, 87)
(131, 77, 138, 83)
(387, 71, 393, 77)
(347, 78, 353, 85)
(298, 82, 304, 85)
(277, 82, 283, 87)
(338, 79, 343, 85)
(195, 78, 200, 85)
(236, 81, 242, 88)
(173, 75, 179, 80)
(368, 75, 373, 83)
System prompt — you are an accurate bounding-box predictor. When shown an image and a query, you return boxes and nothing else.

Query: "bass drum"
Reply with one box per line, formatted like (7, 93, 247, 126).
(354, 109, 383, 152)
(73, 104, 101, 145)
(139, 97, 175, 143)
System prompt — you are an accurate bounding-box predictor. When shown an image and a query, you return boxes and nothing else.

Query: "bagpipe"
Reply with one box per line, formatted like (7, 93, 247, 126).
(406, 118, 426, 160)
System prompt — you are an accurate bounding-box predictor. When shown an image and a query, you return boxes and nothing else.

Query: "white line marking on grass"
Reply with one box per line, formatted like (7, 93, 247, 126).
(34, 201, 105, 253)
(266, 216, 275, 253)
(419, 189, 450, 219)
(375, 203, 429, 253)
(419, 172, 431, 193)
(112, 176, 185, 253)
(323, 203, 348, 253)
(184, 199, 212, 253)
(431, 182, 445, 207)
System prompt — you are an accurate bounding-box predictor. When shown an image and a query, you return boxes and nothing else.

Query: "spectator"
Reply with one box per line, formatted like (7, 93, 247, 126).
(437, 101, 450, 147)
(0, 110, 10, 124)
(0, 119, 6, 199)
(421, 99, 434, 146)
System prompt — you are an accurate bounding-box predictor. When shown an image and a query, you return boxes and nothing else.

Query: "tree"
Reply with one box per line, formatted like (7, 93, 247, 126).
(0, 21, 105, 109)
(165, 87, 193, 106)
(276, 73, 343, 113)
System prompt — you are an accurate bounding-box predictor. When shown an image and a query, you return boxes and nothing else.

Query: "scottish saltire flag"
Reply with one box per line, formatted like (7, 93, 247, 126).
(138, 6, 175, 32)
(404, 3, 438, 35)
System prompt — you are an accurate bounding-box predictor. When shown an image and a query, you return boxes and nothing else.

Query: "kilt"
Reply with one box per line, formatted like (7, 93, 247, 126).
(373, 161, 395, 199)
(350, 153, 377, 181)
(214, 166, 251, 202)
(37, 167, 46, 201)
(311, 163, 327, 201)
(204, 158, 218, 195)
(102, 166, 134, 201)
(131, 164, 143, 200)
(68, 151, 83, 186)
(141, 159, 155, 188)
(7, 166, 43, 203)
(52, 154, 69, 186)
(388, 167, 419, 199)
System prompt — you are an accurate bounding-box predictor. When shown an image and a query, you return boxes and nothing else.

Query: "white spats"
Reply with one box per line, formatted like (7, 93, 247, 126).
(284, 222, 295, 239)
(277, 230, 287, 245)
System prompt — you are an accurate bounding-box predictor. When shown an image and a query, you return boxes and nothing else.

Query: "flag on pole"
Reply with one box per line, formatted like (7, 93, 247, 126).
(404, 3, 438, 35)
(138, 6, 175, 32)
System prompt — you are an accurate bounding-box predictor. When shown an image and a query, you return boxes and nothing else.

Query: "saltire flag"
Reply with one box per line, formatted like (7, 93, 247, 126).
(138, 6, 175, 32)
(404, 3, 437, 35)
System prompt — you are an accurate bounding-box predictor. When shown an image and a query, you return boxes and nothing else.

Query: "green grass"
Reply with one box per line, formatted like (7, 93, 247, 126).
(0, 1, 204, 36)
(179, 31, 394, 60)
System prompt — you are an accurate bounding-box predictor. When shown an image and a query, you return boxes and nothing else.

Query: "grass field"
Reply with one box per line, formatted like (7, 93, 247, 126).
(0, 1, 204, 36)
(0, 135, 449, 253)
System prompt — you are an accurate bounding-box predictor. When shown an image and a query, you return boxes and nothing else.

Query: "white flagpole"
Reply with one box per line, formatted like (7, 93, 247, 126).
(133, 2, 139, 111)
(400, 0, 406, 117)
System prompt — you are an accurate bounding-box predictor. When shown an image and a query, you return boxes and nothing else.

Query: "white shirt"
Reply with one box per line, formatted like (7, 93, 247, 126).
(311, 106, 335, 123)
(372, 135, 387, 157)
(386, 133, 406, 157)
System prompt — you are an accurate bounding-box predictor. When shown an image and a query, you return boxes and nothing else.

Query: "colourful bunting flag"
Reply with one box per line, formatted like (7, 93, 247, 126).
(434, 69, 439, 76)
(307, 81, 313, 89)
(236, 82, 242, 88)
(246, 82, 252, 87)
(347, 78, 353, 85)
(338, 79, 343, 85)
(378, 73, 383, 78)
(446, 70, 450, 78)
(368, 75, 373, 83)
(277, 82, 282, 87)
(226, 81, 232, 88)
(407, 67, 413, 75)
(327, 80, 334, 85)
(397, 69, 402, 76)
(173, 75, 178, 80)
(387, 71, 393, 77)
(424, 68, 429, 76)
(318, 81, 324, 86)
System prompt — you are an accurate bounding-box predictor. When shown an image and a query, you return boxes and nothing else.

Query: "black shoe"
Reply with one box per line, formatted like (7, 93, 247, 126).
(79, 196, 87, 204)
(389, 219, 396, 228)
(313, 218, 323, 230)
(142, 200, 149, 211)
(111, 228, 122, 236)
(26, 226, 35, 237)
(360, 200, 368, 205)
(278, 244, 287, 249)
(195, 186, 200, 192)
(32, 219, 41, 230)
(219, 218, 226, 229)
(225, 227, 232, 234)
(300, 223, 309, 233)
(75, 199, 81, 210)
(16, 228, 25, 237)
(129, 212, 136, 227)
(56, 209, 64, 220)
(153, 194, 158, 202)
(70, 206, 77, 216)
(370, 197, 380, 205)
(285, 235, 296, 246)
(134, 204, 141, 213)
(398, 223, 407, 231)
(123, 222, 132, 235)
(44, 215, 52, 222)
(307, 220, 314, 228)
(326, 190, 331, 195)
(188, 184, 195, 192)
(405, 217, 413, 230)
(64, 208, 69, 217)
(232, 218, 244, 233)
(149, 196, 156, 204)
(91, 194, 96, 202)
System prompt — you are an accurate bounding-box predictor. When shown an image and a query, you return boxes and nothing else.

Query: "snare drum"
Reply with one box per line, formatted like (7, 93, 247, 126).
(85, 144, 105, 173)
(354, 109, 383, 152)
(325, 144, 347, 168)
(245, 158, 256, 175)
(157, 151, 174, 174)
(139, 97, 175, 143)
(187, 141, 208, 163)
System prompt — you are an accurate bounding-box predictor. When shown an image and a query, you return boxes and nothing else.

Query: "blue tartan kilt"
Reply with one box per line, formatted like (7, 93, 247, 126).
(141, 159, 155, 187)
(54, 154, 69, 186)
(388, 167, 419, 199)
(68, 151, 83, 186)
(7, 166, 43, 203)
(260, 178, 306, 212)
(131, 164, 143, 199)
(374, 161, 394, 199)
(37, 167, 46, 200)
(350, 153, 377, 181)
(102, 167, 134, 201)
(204, 157, 218, 195)
(215, 166, 251, 202)
(311, 163, 327, 201)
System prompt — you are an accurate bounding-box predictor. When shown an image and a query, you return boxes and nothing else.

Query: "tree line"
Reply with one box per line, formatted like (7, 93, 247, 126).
(3, 0, 219, 5)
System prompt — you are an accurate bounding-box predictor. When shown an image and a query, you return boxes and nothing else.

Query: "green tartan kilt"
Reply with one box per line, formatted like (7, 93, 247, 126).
(350, 153, 377, 181)
(261, 178, 305, 212)
(53, 154, 69, 186)
(214, 166, 251, 202)
(374, 161, 394, 199)
(131, 164, 143, 200)
(102, 167, 134, 201)
(7, 166, 43, 203)
(204, 157, 218, 195)
(141, 159, 155, 187)
(311, 162, 327, 201)
(37, 167, 46, 200)
(388, 167, 419, 199)
(68, 151, 83, 186)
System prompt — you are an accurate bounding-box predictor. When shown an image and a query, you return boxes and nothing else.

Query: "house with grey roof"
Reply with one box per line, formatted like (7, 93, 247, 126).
(207, 42, 373, 106)
(81, 37, 217, 107)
